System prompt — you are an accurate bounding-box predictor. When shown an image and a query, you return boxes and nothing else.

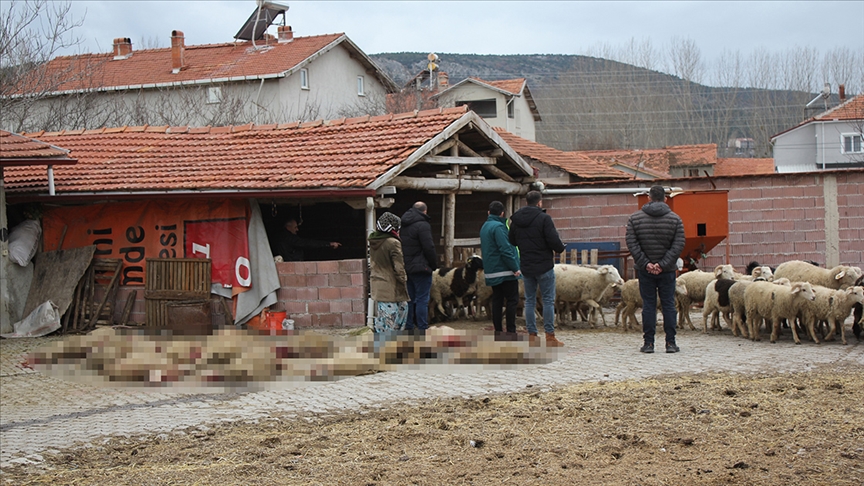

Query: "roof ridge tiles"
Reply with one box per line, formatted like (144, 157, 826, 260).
(209, 126, 232, 134)
(144, 125, 169, 133)
(344, 115, 370, 125)
(167, 126, 189, 134)
(300, 120, 324, 128)
(104, 126, 127, 134)
(417, 107, 444, 117)
(277, 122, 302, 129)
(442, 106, 468, 115)
(83, 128, 106, 135)
(392, 111, 419, 120)
(232, 123, 254, 133)
(188, 126, 211, 134)
(125, 126, 148, 132)
(327, 118, 347, 126)
(369, 114, 394, 123)
(252, 123, 278, 131)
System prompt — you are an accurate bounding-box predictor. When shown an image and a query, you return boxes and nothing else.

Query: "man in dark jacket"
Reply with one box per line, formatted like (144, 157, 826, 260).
(625, 185, 685, 354)
(509, 191, 566, 346)
(480, 201, 522, 338)
(275, 218, 341, 262)
(400, 201, 437, 331)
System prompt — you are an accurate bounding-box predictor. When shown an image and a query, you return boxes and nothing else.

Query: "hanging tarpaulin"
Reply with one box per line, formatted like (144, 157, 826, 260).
(42, 199, 251, 290)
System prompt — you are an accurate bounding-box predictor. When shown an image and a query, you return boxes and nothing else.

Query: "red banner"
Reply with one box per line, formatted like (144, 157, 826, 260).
(42, 200, 251, 289)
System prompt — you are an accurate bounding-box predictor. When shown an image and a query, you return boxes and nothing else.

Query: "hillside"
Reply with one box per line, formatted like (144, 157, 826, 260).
(371, 52, 820, 155)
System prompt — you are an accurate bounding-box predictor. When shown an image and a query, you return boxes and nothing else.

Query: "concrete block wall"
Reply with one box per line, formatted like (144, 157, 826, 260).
(274, 259, 367, 328)
(543, 170, 864, 278)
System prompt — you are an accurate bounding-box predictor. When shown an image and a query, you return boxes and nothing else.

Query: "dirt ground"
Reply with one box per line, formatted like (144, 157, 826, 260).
(3, 316, 864, 485)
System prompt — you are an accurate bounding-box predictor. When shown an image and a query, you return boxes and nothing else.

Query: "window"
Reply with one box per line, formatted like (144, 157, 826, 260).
(300, 68, 309, 90)
(842, 133, 862, 153)
(357, 75, 365, 96)
(687, 169, 701, 177)
(206, 86, 222, 104)
(507, 101, 514, 118)
(455, 99, 496, 118)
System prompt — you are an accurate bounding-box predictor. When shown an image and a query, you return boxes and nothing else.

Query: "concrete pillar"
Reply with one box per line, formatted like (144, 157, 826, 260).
(822, 174, 840, 268)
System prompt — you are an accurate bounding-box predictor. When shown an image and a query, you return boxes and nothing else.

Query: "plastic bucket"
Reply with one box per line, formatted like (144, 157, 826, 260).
(266, 311, 287, 330)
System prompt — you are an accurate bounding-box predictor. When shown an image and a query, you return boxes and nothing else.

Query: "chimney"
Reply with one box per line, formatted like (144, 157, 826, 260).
(171, 30, 185, 74)
(263, 33, 275, 45)
(438, 71, 449, 89)
(113, 37, 132, 59)
(278, 25, 294, 43)
(839, 84, 846, 102)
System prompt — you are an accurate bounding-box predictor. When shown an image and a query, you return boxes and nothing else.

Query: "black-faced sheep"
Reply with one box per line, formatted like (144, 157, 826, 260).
(429, 256, 483, 321)
(773, 260, 863, 290)
(744, 280, 816, 344)
(675, 264, 736, 330)
(800, 285, 864, 345)
(553, 264, 624, 328)
(614, 277, 688, 332)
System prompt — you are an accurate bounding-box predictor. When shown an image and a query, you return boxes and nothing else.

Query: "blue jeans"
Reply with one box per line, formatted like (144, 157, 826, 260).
(523, 268, 556, 335)
(406, 273, 432, 331)
(638, 269, 677, 345)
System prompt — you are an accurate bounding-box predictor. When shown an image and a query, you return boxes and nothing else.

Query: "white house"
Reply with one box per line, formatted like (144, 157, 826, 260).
(2, 27, 397, 132)
(771, 95, 864, 173)
(434, 77, 541, 141)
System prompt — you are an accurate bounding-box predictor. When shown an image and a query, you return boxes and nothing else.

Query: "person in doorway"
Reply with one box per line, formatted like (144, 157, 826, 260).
(369, 212, 409, 336)
(625, 185, 685, 354)
(508, 191, 566, 346)
(400, 201, 438, 332)
(275, 218, 341, 262)
(480, 201, 522, 340)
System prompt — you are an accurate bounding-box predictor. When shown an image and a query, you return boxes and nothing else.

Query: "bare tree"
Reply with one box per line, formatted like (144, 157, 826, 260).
(0, 0, 90, 132)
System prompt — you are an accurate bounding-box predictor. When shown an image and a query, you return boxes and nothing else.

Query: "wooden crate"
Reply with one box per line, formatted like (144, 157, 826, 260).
(144, 258, 211, 329)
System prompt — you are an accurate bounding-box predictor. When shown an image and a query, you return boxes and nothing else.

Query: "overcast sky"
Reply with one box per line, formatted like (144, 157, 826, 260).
(59, 1, 864, 64)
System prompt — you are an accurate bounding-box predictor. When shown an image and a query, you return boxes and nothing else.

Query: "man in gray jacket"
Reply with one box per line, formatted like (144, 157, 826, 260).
(625, 185, 685, 354)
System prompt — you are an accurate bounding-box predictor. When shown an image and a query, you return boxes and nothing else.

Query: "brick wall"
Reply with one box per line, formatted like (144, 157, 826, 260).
(274, 259, 367, 328)
(544, 170, 864, 278)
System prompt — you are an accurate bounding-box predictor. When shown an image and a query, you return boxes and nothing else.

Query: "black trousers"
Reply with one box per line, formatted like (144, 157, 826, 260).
(491, 279, 519, 333)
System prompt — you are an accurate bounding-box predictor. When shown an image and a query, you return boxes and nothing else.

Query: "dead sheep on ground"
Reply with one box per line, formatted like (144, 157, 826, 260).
(744, 280, 816, 344)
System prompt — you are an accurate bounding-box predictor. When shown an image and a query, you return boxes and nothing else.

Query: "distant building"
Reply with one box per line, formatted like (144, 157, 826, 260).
(771, 94, 864, 173)
(434, 77, 541, 141)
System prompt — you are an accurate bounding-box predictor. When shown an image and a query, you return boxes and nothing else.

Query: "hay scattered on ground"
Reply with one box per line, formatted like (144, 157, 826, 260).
(4, 367, 863, 485)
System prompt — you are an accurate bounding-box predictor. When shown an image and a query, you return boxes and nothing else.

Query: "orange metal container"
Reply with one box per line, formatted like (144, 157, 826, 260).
(636, 190, 728, 268)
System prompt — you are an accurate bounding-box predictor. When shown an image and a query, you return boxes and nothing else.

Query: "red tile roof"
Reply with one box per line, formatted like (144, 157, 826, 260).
(471, 78, 526, 95)
(4, 107, 471, 195)
(494, 128, 628, 180)
(577, 144, 718, 175)
(714, 158, 775, 176)
(12, 34, 394, 95)
(772, 95, 863, 139)
(0, 130, 76, 167)
(814, 95, 864, 121)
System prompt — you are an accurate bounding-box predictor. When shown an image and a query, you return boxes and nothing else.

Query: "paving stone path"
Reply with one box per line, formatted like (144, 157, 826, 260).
(2, 314, 862, 468)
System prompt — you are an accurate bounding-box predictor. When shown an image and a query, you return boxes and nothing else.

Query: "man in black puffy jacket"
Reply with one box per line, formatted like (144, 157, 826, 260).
(400, 202, 438, 331)
(625, 185, 685, 354)
(509, 191, 566, 346)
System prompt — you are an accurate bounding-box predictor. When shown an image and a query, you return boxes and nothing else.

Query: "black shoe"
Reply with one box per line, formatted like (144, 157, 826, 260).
(640, 343, 654, 353)
(666, 343, 680, 353)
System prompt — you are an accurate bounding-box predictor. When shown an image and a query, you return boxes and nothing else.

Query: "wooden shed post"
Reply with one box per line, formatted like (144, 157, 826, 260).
(365, 196, 375, 328)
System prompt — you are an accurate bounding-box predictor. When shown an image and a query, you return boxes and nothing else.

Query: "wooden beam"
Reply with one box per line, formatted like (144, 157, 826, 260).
(453, 237, 481, 246)
(484, 164, 516, 183)
(421, 155, 497, 165)
(390, 176, 527, 195)
(431, 138, 457, 156)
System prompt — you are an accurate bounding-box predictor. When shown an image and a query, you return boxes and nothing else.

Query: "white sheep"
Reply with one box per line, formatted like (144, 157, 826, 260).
(728, 278, 792, 338)
(675, 264, 736, 330)
(800, 285, 864, 345)
(553, 264, 624, 328)
(614, 277, 688, 332)
(734, 266, 774, 282)
(744, 280, 816, 344)
(774, 260, 863, 290)
(701, 278, 737, 333)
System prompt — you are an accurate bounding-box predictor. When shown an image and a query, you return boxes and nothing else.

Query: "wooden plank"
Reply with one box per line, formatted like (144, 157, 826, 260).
(145, 290, 209, 300)
(420, 155, 497, 165)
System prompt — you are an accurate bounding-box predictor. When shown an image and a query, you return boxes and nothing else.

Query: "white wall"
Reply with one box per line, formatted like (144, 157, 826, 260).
(438, 83, 538, 141)
(775, 121, 863, 173)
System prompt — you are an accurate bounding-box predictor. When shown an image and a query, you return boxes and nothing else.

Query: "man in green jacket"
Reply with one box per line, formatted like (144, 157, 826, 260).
(480, 201, 522, 339)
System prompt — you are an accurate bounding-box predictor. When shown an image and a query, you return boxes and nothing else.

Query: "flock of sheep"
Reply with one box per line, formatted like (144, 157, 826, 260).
(429, 256, 864, 345)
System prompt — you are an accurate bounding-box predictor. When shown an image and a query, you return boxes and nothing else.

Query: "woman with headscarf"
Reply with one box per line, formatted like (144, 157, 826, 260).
(368, 212, 410, 333)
